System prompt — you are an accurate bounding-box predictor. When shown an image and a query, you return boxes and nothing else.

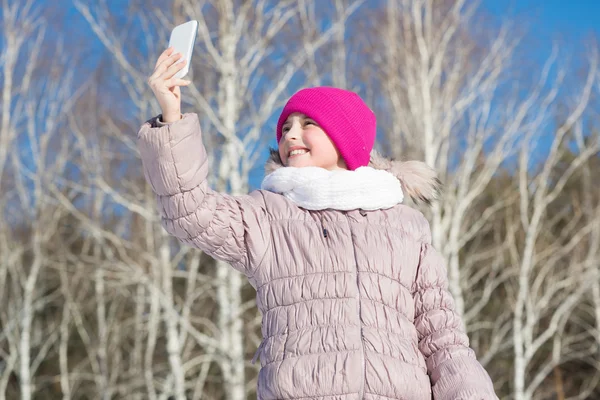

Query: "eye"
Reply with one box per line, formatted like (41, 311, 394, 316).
(304, 119, 316, 126)
(282, 125, 291, 134)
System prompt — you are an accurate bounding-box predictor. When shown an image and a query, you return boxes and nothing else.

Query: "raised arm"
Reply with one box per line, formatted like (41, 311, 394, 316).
(138, 48, 268, 276)
(137, 113, 269, 276)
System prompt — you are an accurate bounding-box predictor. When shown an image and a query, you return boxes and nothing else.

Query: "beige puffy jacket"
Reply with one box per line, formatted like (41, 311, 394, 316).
(137, 113, 497, 400)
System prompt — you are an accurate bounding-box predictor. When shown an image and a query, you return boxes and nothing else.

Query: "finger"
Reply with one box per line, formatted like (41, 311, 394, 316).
(151, 52, 183, 80)
(152, 52, 181, 79)
(165, 78, 192, 89)
(160, 59, 187, 81)
(155, 47, 175, 69)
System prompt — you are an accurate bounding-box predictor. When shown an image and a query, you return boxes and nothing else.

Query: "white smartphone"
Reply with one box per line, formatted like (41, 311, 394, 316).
(168, 20, 198, 79)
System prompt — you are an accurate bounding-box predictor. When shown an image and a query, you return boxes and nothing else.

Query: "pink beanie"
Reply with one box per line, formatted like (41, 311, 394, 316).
(276, 86, 376, 171)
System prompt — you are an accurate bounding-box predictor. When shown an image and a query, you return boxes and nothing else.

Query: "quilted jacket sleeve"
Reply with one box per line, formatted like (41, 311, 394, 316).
(137, 113, 269, 277)
(413, 221, 498, 400)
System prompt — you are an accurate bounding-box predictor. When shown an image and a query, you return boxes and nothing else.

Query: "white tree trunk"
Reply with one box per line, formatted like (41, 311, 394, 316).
(216, 10, 246, 396)
(0, 6, 16, 186)
(512, 52, 598, 399)
(216, 261, 246, 400)
(160, 235, 186, 400)
(1, 7, 47, 397)
(95, 268, 110, 399)
(19, 232, 42, 400)
(59, 267, 72, 400)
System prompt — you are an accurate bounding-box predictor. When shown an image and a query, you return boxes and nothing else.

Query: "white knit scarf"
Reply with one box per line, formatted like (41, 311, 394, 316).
(260, 166, 404, 211)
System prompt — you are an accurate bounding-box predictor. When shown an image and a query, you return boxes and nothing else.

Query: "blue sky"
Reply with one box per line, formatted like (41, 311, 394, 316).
(477, 1, 600, 171)
(482, 0, 600, 42)
(33, 0, 599, 75)
(47, 1, 600, 71)
(44, 1, 599, 92)
(11, 1, 598, 189)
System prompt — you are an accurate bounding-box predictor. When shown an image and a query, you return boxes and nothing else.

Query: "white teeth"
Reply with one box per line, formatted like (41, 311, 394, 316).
(289, 149, 309, 156)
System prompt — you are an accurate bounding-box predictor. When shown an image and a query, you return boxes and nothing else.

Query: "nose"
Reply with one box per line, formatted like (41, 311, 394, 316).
(283, 122, 301, 141)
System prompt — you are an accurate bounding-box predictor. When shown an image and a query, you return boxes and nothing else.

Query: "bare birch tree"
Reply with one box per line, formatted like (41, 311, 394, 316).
(378, 0, 521, 322)
(508, 52, 600, 400)
(0, 1, 79, 398)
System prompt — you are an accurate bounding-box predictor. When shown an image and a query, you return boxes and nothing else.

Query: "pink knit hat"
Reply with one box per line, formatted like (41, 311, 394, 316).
(276, 86, 377, 171)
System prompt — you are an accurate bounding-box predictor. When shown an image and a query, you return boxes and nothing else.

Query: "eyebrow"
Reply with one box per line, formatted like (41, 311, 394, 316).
(282, 118, 296, 128)
(284, 116, 314, 126)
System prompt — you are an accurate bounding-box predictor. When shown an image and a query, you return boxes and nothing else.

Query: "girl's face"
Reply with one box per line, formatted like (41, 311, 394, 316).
(278, 113, 347, 170)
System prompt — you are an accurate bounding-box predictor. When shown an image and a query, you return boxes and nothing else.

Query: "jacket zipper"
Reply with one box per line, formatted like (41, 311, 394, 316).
(323, 211, 365, 398)
(320, 214, 328, 238)
(347, 212, 365, 399)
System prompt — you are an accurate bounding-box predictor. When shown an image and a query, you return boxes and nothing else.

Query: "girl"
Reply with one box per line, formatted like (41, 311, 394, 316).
(138, 48, 497, 399)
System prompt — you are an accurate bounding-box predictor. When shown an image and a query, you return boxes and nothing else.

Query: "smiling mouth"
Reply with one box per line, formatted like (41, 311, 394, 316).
(288, 149, 309, 158)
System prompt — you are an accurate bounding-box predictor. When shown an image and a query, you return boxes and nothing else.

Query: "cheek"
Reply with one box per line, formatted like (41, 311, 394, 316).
(302, 129, 323, 149)
(306, 132, 337, 159)
(278, 143, 287, 162)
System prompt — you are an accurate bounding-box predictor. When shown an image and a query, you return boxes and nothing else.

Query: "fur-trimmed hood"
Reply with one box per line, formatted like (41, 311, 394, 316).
(265, 149, 442, 205)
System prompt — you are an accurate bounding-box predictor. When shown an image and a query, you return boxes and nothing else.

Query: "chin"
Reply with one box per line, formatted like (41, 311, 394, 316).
(289, 163, 313, 168)
(286, 158, 313, 168)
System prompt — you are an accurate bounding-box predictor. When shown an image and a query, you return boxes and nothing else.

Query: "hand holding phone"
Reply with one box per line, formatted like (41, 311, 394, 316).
(147, 21, 198, 122)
